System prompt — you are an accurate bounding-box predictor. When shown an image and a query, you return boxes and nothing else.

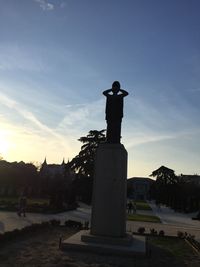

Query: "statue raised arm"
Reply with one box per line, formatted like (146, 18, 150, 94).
(103, 81, 128, 143)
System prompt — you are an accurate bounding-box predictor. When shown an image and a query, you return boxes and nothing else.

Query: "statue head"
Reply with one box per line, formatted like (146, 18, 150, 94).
(112, 81, 120, 94)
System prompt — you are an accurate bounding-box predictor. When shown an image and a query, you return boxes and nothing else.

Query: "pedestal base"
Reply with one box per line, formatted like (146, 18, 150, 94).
(61, 230, 146, 257)
(81, 232, 133, 246)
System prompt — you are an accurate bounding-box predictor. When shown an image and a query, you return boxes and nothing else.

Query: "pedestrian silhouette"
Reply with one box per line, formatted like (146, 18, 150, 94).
(127, 201, 133, 214)
(18, 195, 27, 217)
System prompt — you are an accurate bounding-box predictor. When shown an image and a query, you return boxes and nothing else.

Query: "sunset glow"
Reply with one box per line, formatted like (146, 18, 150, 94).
(0, 1, 200, 177)
(0, 130, 10, 156)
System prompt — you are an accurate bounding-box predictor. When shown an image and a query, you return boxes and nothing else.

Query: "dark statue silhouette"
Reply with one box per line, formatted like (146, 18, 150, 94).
(103, 81, 128, 143)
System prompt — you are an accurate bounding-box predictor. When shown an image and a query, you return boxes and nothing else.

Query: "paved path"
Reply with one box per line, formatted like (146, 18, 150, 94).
(0, 203, 91, 233)
(0, 201, 200, 241)
(147, 200, 200, 228)
(130, 200, 200, 239)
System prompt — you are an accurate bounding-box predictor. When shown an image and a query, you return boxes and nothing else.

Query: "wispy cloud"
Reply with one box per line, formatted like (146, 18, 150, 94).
(0, 118, 77, 164)
(0, 91, 54, 135)
(60, 2, 67, 9)
(188, 88, 200, 92)
(125, 128, 200, 150)
(34, 0, 54, 11)
(125, 133, 173, 149)
(123, 93, 200, 149)
(0, 92, 80, 160)
(0, 44, 47, 72)
(0, 91, 105, 163)
(55, 99, 105, 143)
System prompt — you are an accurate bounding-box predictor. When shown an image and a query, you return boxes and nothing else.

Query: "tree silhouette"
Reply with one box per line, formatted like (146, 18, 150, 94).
(150, 166, 179, 207)
(70, 130, 106, 177)
(69, 130, 106, 204)
(150, 165, 178, 185)
(0, 160, 38, 197)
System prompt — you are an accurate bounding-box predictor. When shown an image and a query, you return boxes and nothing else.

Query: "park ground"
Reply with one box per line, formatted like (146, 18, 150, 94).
(0, 225, 200, 266)
(0, 201, 200, 266)
(1, 200, 200, 239)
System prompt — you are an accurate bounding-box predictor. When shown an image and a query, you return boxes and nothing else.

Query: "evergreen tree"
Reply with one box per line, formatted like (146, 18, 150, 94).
(70, 130, 106, 177)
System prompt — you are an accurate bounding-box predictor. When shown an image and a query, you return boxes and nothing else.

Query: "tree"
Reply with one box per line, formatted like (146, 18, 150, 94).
(70, 130, 106, 177)
(150, 165, 178, 185)
(0, 160, 39, 197)
(150, 166, 179, 207)
(150, 166, 200, 213)
(69, 130, 106, 204)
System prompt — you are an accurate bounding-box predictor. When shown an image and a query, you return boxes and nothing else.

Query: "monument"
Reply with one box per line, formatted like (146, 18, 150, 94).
(86, 81, 129, 240)
(62, 82, 146, 256)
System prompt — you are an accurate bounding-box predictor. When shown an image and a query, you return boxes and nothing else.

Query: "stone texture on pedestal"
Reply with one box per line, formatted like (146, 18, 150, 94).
(90, 143, 127, 238)
(62, 230, 146, 257)
(81, 232, 132, 246)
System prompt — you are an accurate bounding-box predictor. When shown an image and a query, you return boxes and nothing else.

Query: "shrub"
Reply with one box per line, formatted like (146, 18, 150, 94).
(41, 221, 50, 227)
(30, 223, 41, 231)
(150, 228, 157, 235)
(158, 230, 165, 236)
(188, 233, 195, 239)
(2, 231, 13, 241)
(0, 233, 4, 242)
(137, 227, 145, 234)
(177, 231, 185, 238)
(50, 219, 61, 226)
(11, 229, 20, 237)
(64, 220, 82, 229)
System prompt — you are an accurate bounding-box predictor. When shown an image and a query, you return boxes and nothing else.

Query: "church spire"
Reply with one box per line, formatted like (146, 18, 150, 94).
(43, 157, 47, 165)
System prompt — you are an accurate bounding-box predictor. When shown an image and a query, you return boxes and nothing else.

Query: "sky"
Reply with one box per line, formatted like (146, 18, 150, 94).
(0, 0, 200, 177)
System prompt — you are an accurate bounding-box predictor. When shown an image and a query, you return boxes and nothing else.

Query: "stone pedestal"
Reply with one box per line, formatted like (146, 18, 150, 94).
(90, 143, 127, 238)
(62, 230, 146, 257)
(62, 143, 146, 256)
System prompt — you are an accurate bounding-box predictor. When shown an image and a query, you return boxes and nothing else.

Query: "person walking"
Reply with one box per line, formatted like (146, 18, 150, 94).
(18, 195, 27, 217)
(127, 201, 133, 214)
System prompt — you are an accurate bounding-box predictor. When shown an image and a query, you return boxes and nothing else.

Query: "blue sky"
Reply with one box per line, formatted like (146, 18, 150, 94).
(0, 0, 200, 177)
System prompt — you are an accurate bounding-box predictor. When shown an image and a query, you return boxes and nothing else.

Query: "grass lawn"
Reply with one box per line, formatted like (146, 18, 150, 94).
(0, 197, 50, 213)
(149, 236, 199, 261)
(0, 196, 49, 206)
(135, 201, 152, 211)
(0, 227, 199, 267)
(27, 198, 49, 206)
(127, 213, 161, 223)
(0, 197, 76, 213)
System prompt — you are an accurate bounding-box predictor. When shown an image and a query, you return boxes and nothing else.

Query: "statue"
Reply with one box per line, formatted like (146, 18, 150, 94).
(103, 81, 128, 143)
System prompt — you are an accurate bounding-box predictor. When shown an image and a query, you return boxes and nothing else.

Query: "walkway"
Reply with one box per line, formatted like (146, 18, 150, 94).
(127, 200, 200, 240)
(0, 203, 91, 233)
(0, 201, 200, 241)
(147, 200, 200, 228)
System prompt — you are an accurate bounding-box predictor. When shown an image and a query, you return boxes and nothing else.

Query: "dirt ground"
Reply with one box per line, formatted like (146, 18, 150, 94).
(0, 226, 199, 267)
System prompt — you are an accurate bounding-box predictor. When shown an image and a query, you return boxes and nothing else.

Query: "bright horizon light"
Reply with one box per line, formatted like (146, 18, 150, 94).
(0, 130, 10, 156)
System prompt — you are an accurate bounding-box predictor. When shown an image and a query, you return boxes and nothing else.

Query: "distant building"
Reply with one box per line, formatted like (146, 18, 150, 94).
(127, 177, 155, 200)
(39, 158, 76, 196)
(179, 174, 200, 186)
(39, 158, 75, 181)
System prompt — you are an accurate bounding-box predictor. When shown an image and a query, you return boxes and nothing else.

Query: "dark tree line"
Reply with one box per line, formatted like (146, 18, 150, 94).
(150, 166, 200, 213)
(0, 130, 106, 206)
(0, 160, 39, 196)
